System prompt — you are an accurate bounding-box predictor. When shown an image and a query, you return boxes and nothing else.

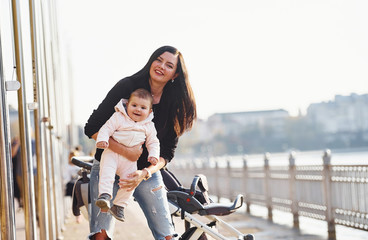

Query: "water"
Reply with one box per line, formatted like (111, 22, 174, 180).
(211, 148, 368, 168)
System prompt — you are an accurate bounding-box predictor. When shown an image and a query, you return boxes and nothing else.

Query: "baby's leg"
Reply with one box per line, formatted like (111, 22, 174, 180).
(113, 157, 137, 207)
(99, 150, 119, 197)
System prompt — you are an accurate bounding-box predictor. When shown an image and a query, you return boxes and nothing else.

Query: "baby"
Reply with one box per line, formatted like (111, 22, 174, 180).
(95, 88, 159, 222)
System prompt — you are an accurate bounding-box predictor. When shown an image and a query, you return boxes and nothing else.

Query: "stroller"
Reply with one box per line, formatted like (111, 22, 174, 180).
(71, 156, 255, 240)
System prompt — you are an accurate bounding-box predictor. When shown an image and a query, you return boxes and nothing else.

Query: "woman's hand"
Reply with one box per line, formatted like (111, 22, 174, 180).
(118, 157, 166, 191)
(92, 133, 143, 162)
(123, 144, 144, 162)
(108, 137, 143, 162)
(119, 170, 147, 191)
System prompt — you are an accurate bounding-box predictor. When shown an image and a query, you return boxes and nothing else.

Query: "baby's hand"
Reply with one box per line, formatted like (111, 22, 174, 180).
(148, 157, 158, 166)
(96, 141, 108, 149)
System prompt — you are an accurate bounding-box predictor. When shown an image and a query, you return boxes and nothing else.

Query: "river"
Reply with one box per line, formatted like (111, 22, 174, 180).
(208, 148, 368, 168)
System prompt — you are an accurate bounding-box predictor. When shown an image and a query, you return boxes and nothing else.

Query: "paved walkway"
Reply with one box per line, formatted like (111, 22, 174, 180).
(8, 201, 322, 240)
(7, 200, 368, 240)
(61, 199, 259, 240)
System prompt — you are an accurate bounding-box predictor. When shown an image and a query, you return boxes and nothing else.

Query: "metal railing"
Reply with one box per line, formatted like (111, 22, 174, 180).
(169, 150, 368, 240)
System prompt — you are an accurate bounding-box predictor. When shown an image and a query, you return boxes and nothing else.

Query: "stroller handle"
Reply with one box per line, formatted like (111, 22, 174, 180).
(71, 156, 93, 170)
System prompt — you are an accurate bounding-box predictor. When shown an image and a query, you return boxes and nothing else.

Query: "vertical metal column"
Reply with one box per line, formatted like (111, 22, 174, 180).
(68, 56, 77, 148)
(10, 0, 38, 238)
(43, 1, 64, 238)
(0, 32, 17, 240)
(39, 1, 57, 238)
(28, 0, 50, 239)
(48, 1, 67, 236)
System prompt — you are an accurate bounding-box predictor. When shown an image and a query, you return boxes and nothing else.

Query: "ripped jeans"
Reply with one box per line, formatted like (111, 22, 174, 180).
(89, 160, 176, 240)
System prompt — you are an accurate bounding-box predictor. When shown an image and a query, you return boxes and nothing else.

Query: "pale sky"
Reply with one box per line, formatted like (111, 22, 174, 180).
(3, 0, 368, 126)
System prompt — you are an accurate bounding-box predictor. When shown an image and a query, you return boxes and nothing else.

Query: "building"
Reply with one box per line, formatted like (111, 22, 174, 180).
(207, 109, 289, 139)
(307, 93, 368, 133)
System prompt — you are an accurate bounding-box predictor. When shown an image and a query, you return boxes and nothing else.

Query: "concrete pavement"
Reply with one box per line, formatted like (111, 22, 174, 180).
(8, 199, 368, 240)
(61, 199, 258, 240)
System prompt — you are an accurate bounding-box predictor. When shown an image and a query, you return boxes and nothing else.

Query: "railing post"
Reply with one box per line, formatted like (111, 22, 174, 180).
(190, 158, 195, 184)
(243, 155, 251, 214)
(215, 158, 221, 202)
(264, 152, 273, 221)
(323, 149, 336, 240)
(227, 157, 233, 201)
(289, 151, 299, 229)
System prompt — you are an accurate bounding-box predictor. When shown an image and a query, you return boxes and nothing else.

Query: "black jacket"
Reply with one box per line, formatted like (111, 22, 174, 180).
(84, 77, 178, 170)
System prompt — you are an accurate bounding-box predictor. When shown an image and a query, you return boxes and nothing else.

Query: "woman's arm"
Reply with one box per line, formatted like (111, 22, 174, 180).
(91, 132, 143, 162)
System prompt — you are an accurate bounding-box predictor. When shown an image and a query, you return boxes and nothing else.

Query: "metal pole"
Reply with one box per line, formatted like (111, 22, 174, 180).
(0, 31, 17, 240)
(68, 55, 76, 148)
(50, 0, 67, 233)
(36, 1, 55, 238)
(10, 0, 38, 238)
(28, 0, 50, 239)
(39, 1, 57, 238)
(44, 1, 65, 237)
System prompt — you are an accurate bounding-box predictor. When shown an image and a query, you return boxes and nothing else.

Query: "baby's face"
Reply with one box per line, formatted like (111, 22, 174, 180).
(126, 96, 152, 122)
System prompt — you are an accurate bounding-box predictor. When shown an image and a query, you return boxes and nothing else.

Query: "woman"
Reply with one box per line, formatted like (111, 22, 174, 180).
(84, 46, 197, 240)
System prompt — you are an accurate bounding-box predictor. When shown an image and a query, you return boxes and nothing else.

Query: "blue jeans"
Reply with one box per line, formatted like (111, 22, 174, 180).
(89, 160, 176, 240)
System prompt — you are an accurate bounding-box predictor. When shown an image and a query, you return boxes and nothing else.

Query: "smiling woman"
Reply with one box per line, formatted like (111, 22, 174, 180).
(149, 52, 179, 104)
(84, 45, 196, 240)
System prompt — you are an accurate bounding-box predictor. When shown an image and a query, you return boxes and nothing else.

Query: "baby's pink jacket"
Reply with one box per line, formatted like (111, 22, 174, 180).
(96, 99, 160, 160)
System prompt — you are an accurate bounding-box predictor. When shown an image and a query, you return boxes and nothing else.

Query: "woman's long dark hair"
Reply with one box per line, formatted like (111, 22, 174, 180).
(130, 46, 197, 136)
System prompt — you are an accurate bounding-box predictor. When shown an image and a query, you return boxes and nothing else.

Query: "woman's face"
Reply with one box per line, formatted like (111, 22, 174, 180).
(149, 51, 179, 85)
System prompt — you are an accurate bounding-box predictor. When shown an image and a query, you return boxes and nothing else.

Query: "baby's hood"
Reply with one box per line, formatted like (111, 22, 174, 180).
(114, 99, 154, 124)
(114, 99, 129, 118)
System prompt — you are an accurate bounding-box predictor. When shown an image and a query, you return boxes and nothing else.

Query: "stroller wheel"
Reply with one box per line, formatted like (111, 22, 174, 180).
(244, 234, 254, 240)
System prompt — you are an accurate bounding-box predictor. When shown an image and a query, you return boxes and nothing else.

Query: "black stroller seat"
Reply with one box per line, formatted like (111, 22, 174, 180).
(164, 172, 244, 216)
(162, 168, 253, 240)
(168, 190, 243, 216)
